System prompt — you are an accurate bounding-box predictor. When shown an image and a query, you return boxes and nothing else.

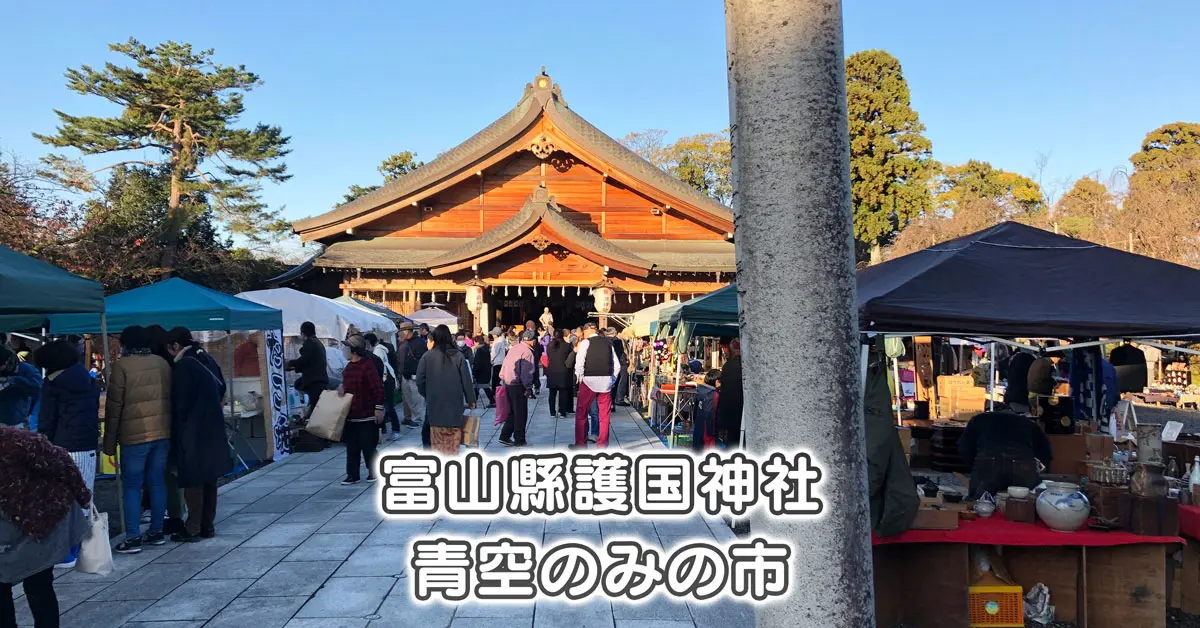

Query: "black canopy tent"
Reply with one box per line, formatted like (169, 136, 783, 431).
(858, 221, 1200, 339)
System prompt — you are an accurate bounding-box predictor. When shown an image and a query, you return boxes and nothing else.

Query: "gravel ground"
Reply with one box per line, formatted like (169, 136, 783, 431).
(1170, 609, 1200, 628)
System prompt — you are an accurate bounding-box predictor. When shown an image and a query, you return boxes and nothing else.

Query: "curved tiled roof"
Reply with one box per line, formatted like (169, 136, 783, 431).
(547, 101, 735, 225)
(293, 96, 538, 234)
(425, 188, 653, 276)
(293, 70, 733, 238)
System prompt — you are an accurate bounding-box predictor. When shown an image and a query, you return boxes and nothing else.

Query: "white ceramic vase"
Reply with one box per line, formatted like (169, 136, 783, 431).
(1035, 481, 1090, 532)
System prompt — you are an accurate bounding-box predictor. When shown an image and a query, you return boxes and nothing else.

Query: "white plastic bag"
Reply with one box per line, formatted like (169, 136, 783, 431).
(76, 503, 113, 576)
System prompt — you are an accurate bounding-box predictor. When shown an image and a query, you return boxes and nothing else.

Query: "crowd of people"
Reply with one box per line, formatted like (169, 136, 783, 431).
(1, 325, 231, 627)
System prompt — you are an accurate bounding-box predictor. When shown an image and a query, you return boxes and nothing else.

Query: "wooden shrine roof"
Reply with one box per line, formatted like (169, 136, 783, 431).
(292, 69, 734, 240)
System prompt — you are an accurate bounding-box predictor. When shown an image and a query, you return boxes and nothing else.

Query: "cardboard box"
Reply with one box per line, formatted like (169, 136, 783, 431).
(1085, 433, 1115, 461)
(912, 506, 959, 530)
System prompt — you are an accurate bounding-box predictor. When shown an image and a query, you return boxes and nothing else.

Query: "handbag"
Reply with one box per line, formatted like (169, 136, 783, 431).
(305, 390, 353, 441)
(77, 503, 113, 576)
(540, 353, 550, 369)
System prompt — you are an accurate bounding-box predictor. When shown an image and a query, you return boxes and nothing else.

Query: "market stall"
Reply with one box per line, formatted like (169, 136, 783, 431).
(52, 278, 289, 464)
(859, 222, 1200, 627)
(333, 295, 411, 325)
(236, 287, 397, 404)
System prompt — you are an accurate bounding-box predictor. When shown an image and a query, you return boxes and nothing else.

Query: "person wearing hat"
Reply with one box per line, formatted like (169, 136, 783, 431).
(397, 322, 427, 427)
(498, 330, 537, 447)
(338, 335, 385, 484)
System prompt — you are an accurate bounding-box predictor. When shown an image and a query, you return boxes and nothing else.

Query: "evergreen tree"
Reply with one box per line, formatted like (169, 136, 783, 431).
(340, 151, 424, 205)
(34, 38, 290, 277)
(845, 50, 935, 261)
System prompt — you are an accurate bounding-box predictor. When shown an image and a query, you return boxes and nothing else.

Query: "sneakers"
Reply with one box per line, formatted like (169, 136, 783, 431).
(498, 438, 516, 447)
(387, 433, 400, 442)
(549, 413, 558, 419)
(401, 419, 417, 426)
(144, 531, 167, 546)
(115, 537, 143, 554)
(56, 559, 77, 569)
(366, 476, 378, 483)
(341, 477, 361, 485)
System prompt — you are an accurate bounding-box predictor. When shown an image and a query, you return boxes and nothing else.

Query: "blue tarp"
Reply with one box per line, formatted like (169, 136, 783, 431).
(0, 245, 105, 332)
(51, 278, 282, 333)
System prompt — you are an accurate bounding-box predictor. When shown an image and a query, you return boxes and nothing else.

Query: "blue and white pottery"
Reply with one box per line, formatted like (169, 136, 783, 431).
(1035, 481, 1090, 532)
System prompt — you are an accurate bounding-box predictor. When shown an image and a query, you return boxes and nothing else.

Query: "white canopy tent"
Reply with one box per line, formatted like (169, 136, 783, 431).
(626, 299, 680, 338)
(236, 288, 399, 388)
(407, 307, 459, 333)
(236, 288, 397, 340)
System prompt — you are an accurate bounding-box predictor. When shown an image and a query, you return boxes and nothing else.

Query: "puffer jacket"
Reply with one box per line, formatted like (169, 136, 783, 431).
(38, 363, 100, 453)
(103, 353, 172, 455)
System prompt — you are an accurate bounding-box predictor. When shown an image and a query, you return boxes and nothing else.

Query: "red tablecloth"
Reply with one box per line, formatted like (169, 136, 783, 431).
(874, 513, 1183, 547)
(1180, 504, 1200, 540)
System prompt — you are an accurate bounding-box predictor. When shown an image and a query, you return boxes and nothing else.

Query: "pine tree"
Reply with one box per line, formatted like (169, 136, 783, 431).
(845, 50, 935, 262)
(34, 38, 290, 277)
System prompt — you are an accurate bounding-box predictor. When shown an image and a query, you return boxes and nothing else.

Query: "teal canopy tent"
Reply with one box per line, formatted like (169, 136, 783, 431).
(658, 283, 740, 344)
(0, 245, 106, 332)
(51, 277, 282, 333)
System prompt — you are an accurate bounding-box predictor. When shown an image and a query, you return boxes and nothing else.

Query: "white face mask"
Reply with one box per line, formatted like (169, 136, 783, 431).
(456, 340, 466, 348)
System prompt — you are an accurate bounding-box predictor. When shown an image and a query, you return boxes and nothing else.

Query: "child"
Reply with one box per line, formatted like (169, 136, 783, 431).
(692, 369, 721, 452)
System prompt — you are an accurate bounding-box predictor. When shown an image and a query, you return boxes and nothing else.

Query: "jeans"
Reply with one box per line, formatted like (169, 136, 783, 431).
(121, 439, 169, 539)
(343, 420, 379, 481)
(0, 567, 57, 628)
(575, 385, 611, 447)
(589, 399, 600, 436)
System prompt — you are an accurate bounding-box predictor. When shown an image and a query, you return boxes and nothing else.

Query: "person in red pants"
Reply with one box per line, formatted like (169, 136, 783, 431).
(572, 323, 620, 448)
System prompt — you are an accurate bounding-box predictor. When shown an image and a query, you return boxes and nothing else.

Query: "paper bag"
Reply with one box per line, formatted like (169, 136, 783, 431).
(306, 390, 353, 441)
(77, 503, 113, 575)
(462, 412, 481, 447)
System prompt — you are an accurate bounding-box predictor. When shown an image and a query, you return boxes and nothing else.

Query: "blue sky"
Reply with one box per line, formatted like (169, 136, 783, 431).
(2, 0, 1197, 246)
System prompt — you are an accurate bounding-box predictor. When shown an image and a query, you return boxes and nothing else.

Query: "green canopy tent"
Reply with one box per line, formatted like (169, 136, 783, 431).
(50, 278, 289, 471)
(50, 277, 281, 334)
(658, 283, 739, 344)
(0, 245, 106, 332)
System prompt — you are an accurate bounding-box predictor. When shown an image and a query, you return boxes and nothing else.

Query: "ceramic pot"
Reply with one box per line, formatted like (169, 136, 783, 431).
(1035, 481, 1090, 532)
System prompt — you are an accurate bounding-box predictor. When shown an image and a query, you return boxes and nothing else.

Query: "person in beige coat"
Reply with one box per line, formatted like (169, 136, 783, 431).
(102, 326, 172, 554)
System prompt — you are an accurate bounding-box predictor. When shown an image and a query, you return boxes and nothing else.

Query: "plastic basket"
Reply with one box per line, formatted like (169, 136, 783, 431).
(968, 585, 1024, 627)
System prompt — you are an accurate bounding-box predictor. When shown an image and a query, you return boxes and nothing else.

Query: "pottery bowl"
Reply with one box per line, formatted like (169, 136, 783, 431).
(1008, 486, 1031, 499)
(975, 502, 996, 518)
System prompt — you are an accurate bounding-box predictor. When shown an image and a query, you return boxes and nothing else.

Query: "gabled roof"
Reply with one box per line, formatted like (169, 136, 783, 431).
(293, 69, 734, 240)
(425, 185, 654, 277)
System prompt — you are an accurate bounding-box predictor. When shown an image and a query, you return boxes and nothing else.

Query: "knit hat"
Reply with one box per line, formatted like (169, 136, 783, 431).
(521, 330, 537, 342)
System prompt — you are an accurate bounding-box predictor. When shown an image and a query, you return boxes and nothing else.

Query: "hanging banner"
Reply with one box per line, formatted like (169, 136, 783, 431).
(265, 328, 291, 459)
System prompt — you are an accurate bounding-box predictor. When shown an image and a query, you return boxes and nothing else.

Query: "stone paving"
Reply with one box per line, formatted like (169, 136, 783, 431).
(16, 393, 754, 628)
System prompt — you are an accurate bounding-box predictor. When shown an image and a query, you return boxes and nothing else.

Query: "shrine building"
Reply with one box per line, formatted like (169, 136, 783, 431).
(290, 69, 735, 333)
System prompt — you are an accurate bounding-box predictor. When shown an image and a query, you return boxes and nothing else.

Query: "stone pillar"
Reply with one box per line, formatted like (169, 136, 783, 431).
(725, 1, 873, 627)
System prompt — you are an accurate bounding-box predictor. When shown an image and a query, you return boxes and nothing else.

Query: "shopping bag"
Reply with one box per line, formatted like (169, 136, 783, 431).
(77, 503, 113, 576)
(494, 385, 509, 426)
(462, 411, 481, 447)
(305, 390, 353, 441)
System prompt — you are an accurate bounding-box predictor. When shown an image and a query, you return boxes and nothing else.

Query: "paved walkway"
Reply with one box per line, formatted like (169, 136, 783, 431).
(17, 393, 753, 628)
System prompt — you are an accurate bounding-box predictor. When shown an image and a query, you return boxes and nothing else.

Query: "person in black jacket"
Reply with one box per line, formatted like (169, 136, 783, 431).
(959, 411, 1052, 500)
(546, 329, 574, 418)
(288, 321, 328, 417)
(471, 335, 495, 407)
(397, 322, 427, 426)
(165, 328, 233, 542)
(34, 339, 100, 568)
(717, 339, 744, 448)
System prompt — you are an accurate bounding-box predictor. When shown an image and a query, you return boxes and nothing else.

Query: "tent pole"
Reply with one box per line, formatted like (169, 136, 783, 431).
(670, 352, 683, 448)
(101, 313, 124, 537)
(989, 342, 997, 412)
(892, 356, 903, 426)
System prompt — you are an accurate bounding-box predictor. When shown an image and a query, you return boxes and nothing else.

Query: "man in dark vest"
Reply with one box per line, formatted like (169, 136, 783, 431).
(572, 322, 620, 448)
